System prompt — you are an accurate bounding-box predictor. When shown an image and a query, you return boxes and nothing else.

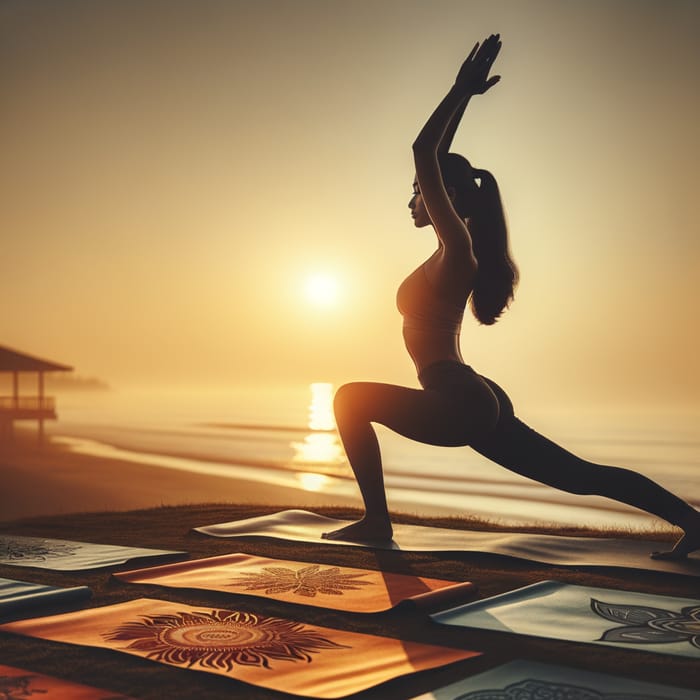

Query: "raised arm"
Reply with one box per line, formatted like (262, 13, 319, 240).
(436, 93, 470, 157)
(413, 35, 501, 250)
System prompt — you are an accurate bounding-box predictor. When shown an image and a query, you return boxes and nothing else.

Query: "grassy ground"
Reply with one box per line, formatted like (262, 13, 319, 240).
(0, 504, 698, 699)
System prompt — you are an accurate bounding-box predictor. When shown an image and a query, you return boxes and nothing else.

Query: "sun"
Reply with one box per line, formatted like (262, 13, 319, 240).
(304, 273, 339, 307)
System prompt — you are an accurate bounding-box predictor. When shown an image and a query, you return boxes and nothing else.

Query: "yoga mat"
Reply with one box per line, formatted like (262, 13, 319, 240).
(0, 577, 91, 618)
(0, 534, 186, 571)
(114, 552, 478, 613)
(194, 509, 700, 578)
(431, 580, 700, 659)
(409, 659, 700, 699)
(0, 597, 480, 698)
(0, 663, 135, 699)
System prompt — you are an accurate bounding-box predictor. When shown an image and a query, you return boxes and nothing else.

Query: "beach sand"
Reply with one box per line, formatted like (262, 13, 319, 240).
(1, 432, 698, 698)
(0, 503, 697, 699)
(0, 430, 361, 522)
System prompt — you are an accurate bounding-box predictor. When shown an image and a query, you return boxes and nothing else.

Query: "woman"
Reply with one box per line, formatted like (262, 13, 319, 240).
(323, 35, 699, 559)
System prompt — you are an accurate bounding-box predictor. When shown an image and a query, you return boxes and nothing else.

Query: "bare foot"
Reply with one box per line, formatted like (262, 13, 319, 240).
(321, 516, 393, 543)
(650, 513, 700, 560)
(651, 531, 700, 560)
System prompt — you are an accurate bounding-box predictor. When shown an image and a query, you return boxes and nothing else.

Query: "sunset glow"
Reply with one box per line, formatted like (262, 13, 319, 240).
(304, 274, 339, 308)
(2, 1, 698, 412)
(291, 382, 344, 467)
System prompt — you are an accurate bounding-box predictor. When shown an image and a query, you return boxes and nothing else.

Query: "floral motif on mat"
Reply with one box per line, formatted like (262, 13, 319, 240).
(0, 673, 41, 698)
(0, 670, 131, 699)
(228, 564, 373, 597)
(591, 599, 700, 649)
(455, 678, 668, 700)
(0, 536, 80, 563)
(103, 609, 350, 670)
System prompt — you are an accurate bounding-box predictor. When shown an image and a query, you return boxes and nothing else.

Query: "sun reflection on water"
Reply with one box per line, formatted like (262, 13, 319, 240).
(307, 382, 335, 431)
(291, 383, 345, 490)
(296, 472, 332, 492)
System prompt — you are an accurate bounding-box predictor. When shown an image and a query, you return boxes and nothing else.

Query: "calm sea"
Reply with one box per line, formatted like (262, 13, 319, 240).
(46, 383, 700, 531)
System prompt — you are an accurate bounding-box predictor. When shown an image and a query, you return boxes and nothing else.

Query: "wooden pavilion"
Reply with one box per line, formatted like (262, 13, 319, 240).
(0, 345, 73, 441)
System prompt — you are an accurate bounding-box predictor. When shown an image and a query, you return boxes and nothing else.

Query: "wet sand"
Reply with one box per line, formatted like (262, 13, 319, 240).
(0, 430, 360, 522)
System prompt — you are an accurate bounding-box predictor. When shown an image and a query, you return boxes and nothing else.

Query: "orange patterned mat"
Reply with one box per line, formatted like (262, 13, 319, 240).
(114, 552, 477, 613)
(0, 663, 135, 699)
(0, 597, 479, 698)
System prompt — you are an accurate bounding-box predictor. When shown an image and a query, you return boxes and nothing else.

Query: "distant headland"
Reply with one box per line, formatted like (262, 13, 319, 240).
(45, 374, 111, 392)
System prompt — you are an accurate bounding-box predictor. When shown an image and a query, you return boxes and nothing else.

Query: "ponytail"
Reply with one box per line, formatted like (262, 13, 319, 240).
(467, 168, 518, 325)
(439, 154, 518, 324)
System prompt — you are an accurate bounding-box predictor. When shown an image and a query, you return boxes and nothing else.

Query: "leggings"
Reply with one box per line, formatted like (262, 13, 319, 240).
(414, 361, 694, 527)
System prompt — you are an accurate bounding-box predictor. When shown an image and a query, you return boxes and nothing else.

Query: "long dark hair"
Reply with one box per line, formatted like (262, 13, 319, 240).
(439, 153, 518, 325)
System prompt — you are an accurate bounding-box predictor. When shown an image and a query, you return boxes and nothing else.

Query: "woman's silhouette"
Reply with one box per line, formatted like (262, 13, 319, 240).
(322, 35, 699, 559)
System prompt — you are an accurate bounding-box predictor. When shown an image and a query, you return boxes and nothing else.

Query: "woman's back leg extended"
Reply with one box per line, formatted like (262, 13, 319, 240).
(475, 377, 700, 558)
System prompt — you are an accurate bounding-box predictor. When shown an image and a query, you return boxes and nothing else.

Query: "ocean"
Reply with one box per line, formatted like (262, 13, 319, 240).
(45, 383, 700, 531)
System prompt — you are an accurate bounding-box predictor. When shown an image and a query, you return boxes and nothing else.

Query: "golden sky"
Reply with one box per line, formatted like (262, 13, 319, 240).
(2, 0, 699, 413)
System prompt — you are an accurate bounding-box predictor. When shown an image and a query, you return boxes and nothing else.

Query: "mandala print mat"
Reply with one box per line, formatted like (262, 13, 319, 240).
(0, 663, 135, 700)
(431, 580, 700, 659)
(0, 577, 91, 618)
(0, 534, 186, 571)
(409, 659, 700, 699)
(0, 597, 479, 698)
(114, 552, 478, 613)
(193, 509, 700, 578)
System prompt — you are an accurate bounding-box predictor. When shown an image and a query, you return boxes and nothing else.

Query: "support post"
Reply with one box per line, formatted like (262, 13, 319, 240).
(38, 371, 45, 443)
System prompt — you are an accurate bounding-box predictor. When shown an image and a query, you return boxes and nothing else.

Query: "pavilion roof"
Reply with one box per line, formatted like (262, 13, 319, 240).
(0, 345, 73, 372)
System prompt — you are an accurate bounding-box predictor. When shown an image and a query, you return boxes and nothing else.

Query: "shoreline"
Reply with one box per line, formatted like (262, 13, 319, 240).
(0, 429, 676, 539)
(0, 430, 362, 523)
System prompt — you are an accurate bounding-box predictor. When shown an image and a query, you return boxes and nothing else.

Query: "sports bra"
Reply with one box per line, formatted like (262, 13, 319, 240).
(396, 263, 465, 335)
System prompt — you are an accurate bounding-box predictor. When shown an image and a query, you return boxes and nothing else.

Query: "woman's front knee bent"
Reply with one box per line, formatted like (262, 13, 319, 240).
(333, 382, 366, 421)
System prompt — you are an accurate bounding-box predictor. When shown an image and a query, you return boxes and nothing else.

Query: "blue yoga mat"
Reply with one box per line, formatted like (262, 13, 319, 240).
(0, 534, 186, 571)
(0, 577, 91, 618)
(410, 659, 700, 699)
(431, 580, 700, 659)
